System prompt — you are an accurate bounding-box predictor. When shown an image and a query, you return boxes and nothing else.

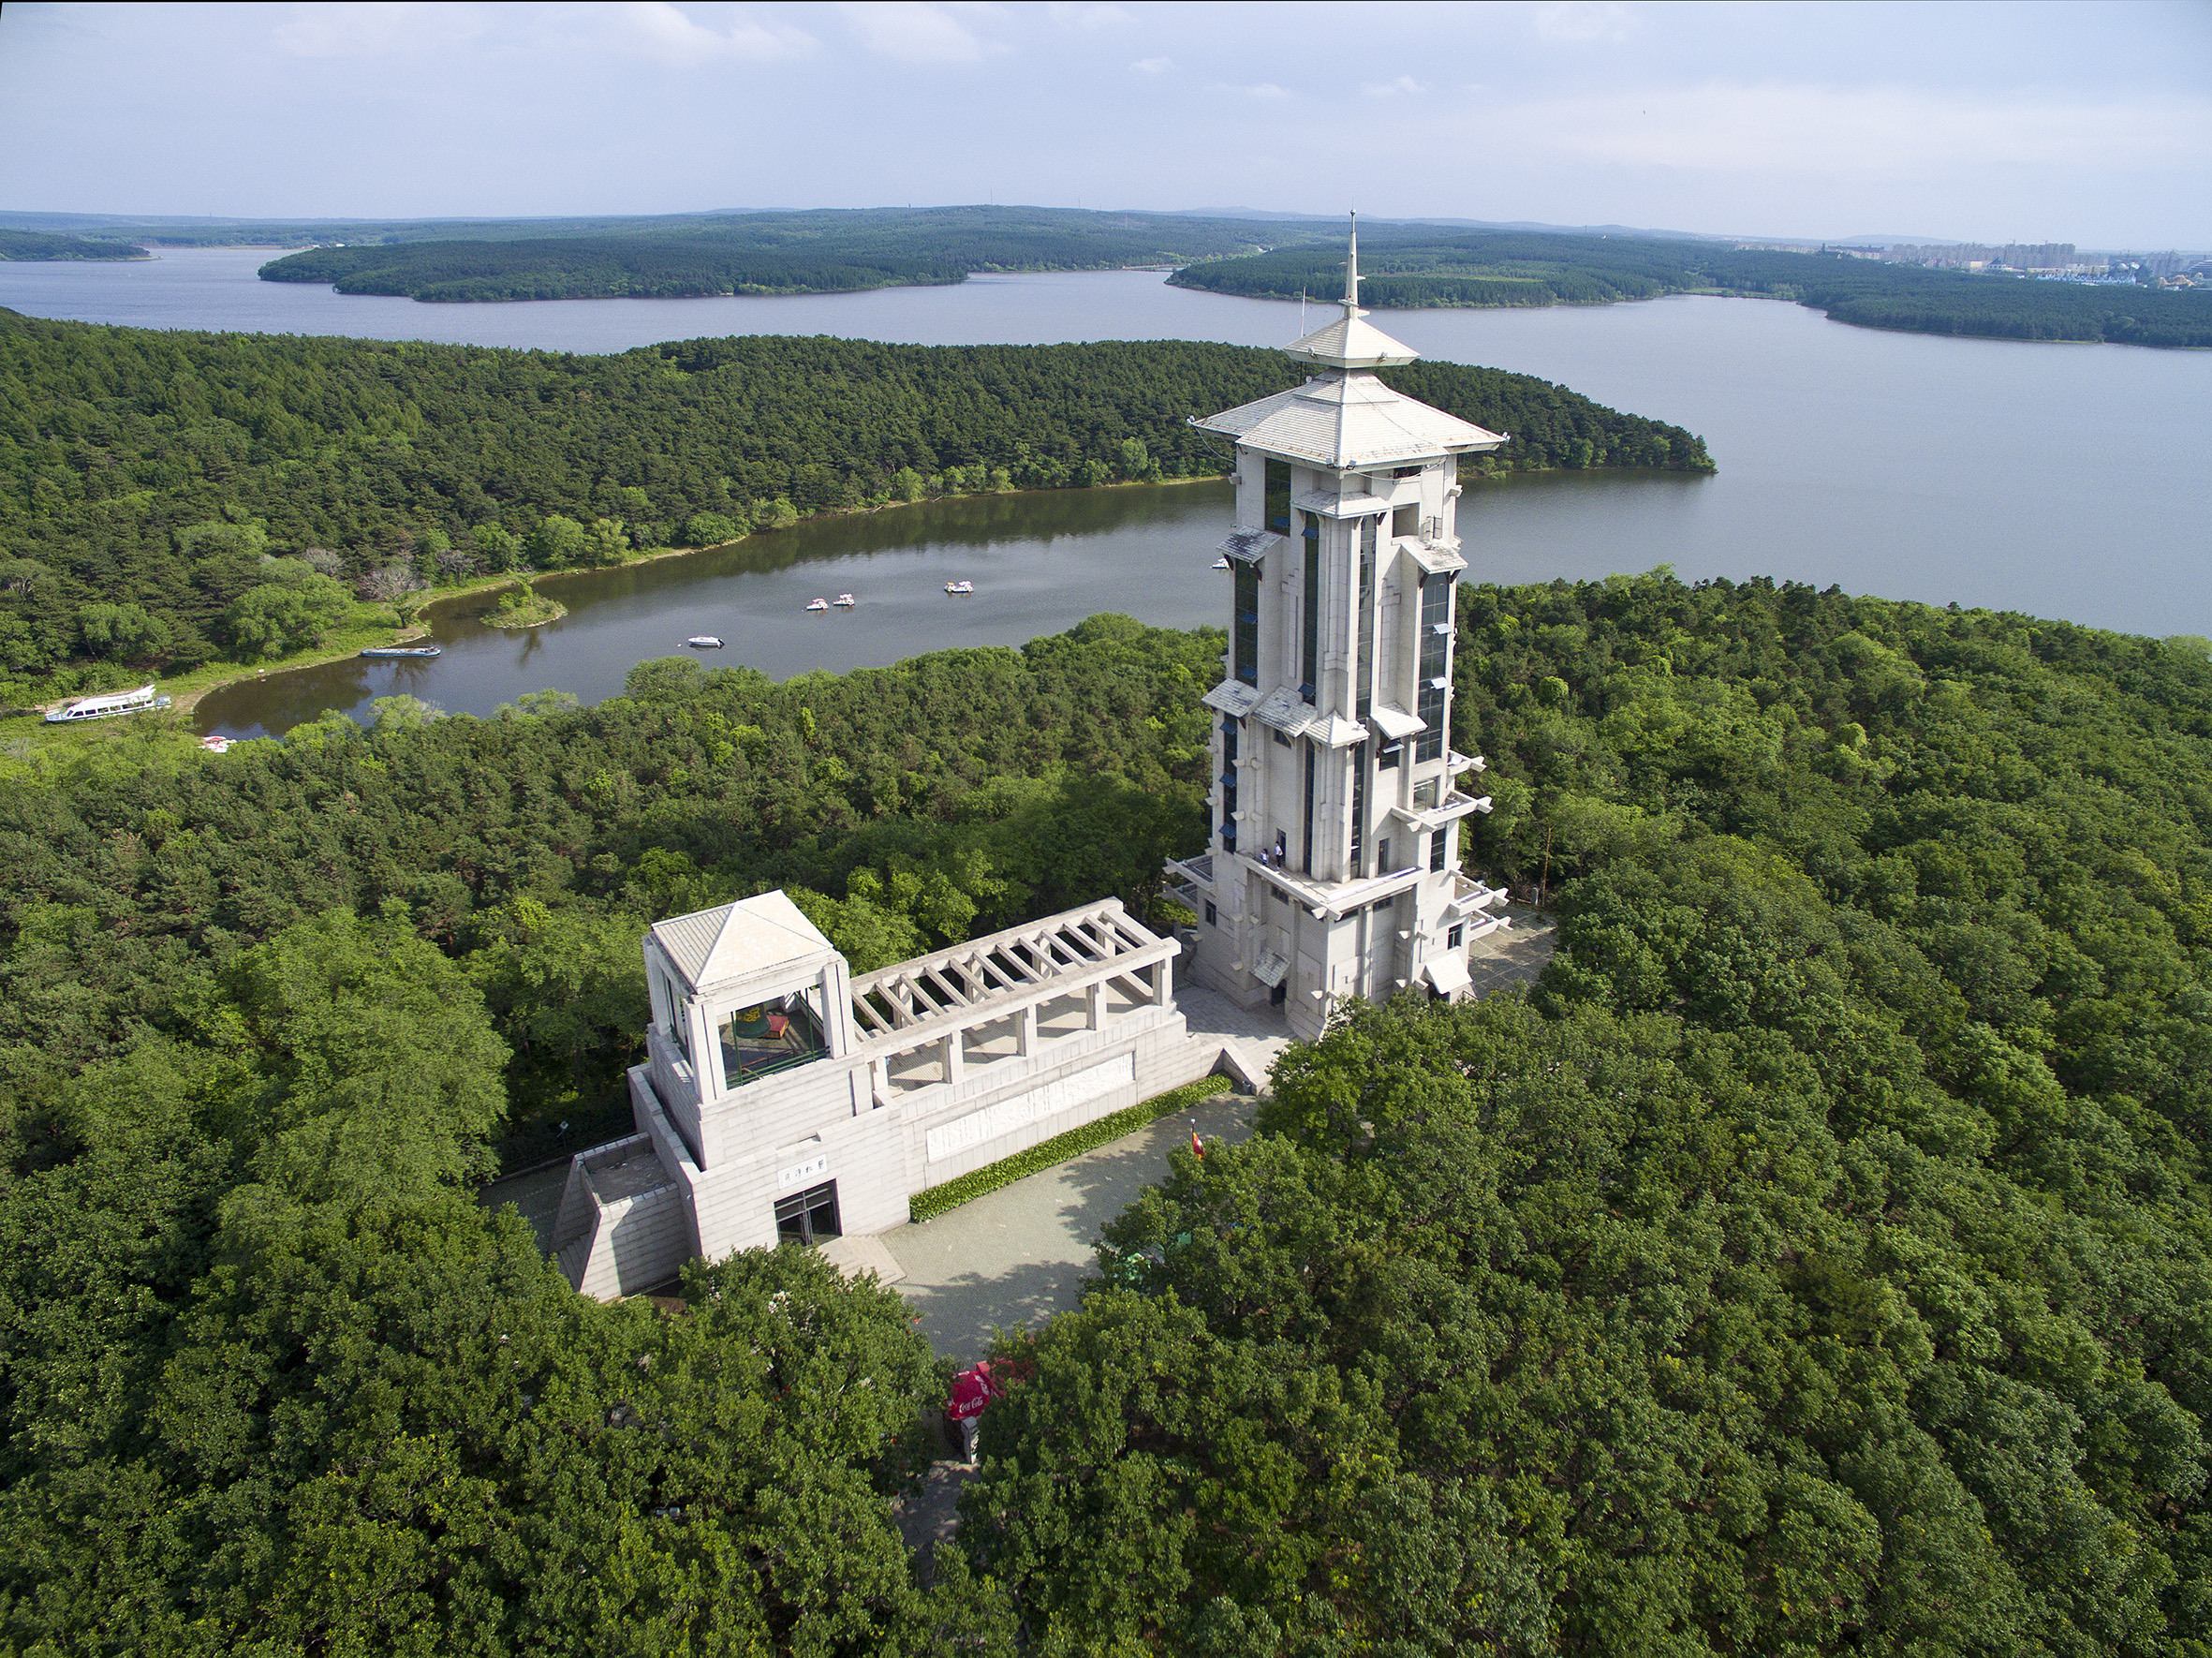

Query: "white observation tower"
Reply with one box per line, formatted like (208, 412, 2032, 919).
(1165, 217, 1513, 1042)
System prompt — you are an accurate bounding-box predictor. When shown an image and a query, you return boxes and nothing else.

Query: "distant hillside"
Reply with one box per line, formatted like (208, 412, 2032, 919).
(255, 206, 1326, 303)
(1172, 230, 2212, 348)
(0, 229, 148, 262)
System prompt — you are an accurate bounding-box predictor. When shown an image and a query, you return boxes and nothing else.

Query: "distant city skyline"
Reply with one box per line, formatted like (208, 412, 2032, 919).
(2, 1, 2206, 248)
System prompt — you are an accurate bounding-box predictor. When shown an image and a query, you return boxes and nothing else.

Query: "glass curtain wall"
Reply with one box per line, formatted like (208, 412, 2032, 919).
(1416, 572, 1452, 762)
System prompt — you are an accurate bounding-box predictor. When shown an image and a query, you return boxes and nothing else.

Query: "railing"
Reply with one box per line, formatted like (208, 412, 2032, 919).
(724, 1045, 828, 1088)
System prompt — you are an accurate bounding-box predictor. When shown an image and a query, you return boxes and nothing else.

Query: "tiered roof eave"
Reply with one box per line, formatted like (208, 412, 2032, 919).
(1190, 369, 1508, 472)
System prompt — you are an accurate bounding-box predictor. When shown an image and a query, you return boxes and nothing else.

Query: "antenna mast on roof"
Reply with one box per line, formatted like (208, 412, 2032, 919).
(1345, 210, 1361, 316)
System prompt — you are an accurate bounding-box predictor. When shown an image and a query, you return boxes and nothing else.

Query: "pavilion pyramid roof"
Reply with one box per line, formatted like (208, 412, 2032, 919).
(651, 890, 834, 991)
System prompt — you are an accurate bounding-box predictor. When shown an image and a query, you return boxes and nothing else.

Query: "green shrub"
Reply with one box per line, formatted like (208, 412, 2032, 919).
(908, 1073, 1235, 1223)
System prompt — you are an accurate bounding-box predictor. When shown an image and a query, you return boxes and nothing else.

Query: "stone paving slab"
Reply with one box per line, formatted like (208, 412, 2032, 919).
(818, 1233, 907, 1286)
(1467, 904, 1558, 999)
(877, 1089, 1261, 1363)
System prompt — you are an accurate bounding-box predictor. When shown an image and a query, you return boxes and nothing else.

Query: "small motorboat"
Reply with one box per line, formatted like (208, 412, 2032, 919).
(833, 593, 856, 607)
(360, 644, 442, 659)
(1212, 555, 1231, 570)
(944, 580, 975, 596)
(44, 683, 171, 723)
(805, 598, 830, 613)
(686, 635, 724, 649)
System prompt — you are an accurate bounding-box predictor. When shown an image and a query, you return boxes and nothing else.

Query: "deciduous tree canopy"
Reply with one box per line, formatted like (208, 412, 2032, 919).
(5, 575, 2205, 1654)
(959, 576, 2212, 1655)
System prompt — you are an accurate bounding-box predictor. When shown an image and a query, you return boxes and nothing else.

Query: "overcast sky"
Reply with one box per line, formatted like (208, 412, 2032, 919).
(3, 1, 2206, 247)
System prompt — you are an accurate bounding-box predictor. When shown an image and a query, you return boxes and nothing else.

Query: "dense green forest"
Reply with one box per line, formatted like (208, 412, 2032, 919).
(0, 229, 148, 262)
(4, 577, 2208, 1652)
(1172, 229, 2212, 348)
(959, 578, 2212, 1652)
(0, 312, 1710, 694)
(253, 206, 1307, 301)
(0, 615, 1210, 1653)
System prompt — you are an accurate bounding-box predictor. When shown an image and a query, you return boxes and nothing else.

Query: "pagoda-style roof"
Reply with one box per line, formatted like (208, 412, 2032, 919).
(1193, 371, 1506, 470)
(1281, 310, 1421, 370)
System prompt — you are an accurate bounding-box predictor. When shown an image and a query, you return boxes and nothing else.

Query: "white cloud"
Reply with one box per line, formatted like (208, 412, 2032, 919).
(839, 2, 992, 63)
(1130, 55, 1173, 74)
(604, 2, 816, 64)
(1531, 2, 1631, 45)
(1216, 81, 1290, 99)
(1362, 75, 1426, 97)
(1522, 81, 2212, 176)
(274, 2, 489, 58)
(1050, 2, 1133, 25)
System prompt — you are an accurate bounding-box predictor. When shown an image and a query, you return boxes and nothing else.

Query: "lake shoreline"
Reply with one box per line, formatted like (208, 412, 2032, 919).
(16, 475, 1240, 740)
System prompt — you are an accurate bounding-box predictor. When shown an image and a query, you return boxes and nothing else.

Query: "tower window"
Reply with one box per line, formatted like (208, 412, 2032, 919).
(1448, 925, 1464, 950)
(1301, 738, 1317, 876)
(1393, 503, 1419, 539)
(1349, 742, 1367, 879)
(1204, 901, 1217, 927)
(1356, 518, 1377, 720)
(1416, 572, 1452, 763)
(1430, 831, 1448, 872)
(1232, 561, 1260, 687)
(1264, 458, 1290, 533)
(1300, 513, 1320, 703)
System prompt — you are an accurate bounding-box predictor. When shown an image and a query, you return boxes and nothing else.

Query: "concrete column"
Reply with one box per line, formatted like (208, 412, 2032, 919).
(1018, 1001, 1038, 1056)
(1086, 981, 1106, 1030)
(687, 1001, 718, 1099)
(1153, 959, 1172, 1007)
(942, 1032, 964, 1088)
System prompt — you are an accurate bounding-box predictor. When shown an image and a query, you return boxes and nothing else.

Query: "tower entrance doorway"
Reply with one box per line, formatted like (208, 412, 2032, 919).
(774, 1181, 841, 1246)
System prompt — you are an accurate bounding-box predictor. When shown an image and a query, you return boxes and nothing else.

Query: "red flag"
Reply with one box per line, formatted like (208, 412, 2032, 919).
(1190, 1129, 1205, 1158)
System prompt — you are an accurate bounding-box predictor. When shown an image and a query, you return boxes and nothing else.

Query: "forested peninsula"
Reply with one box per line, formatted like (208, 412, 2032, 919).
(1172, 229, 2212, 348)
(2, 577, 2207, 1653)
(254, 206, 1304, 302)
(0, 312, 1710, 696)
(0, 229, 150, 262)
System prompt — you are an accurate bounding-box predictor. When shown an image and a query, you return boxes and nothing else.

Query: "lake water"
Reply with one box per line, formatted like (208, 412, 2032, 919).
(3, 248, 2204, 735)
(192, 482, 1237, 738)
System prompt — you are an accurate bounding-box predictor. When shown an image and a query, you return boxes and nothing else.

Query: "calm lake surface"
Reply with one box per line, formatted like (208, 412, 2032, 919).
(4, 248, 2204, 735)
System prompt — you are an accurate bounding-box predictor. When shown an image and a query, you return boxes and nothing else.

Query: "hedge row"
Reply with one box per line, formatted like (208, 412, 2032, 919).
(907, 1073, 1237, 1223)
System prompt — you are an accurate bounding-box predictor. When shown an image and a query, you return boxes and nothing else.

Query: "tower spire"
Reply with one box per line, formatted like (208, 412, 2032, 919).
(1343, 211, 1361, 314)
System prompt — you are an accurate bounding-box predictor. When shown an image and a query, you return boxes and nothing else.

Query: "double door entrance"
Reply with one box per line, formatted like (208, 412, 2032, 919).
(775, 1179, 841, 1247)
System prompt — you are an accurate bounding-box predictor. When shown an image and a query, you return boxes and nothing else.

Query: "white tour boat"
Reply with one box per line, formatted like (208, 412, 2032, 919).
(833, 593, 856, 607)
(44, 683, 172, 724)
(1212, 555, 1231, 570)
(686, 635, 724, 649)
(944, 579, 975, 595)
(805, 598, 830, 613)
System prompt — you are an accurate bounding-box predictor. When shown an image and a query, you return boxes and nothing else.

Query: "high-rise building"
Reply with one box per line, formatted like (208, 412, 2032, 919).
(1166, 220, 1513, 1042)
